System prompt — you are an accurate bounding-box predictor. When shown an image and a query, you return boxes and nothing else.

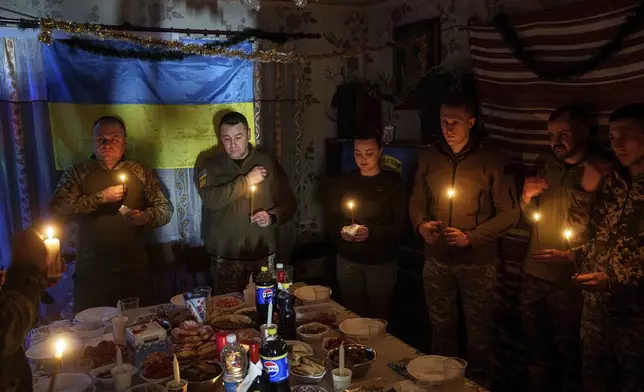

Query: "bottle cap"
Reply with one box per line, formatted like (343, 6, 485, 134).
(249, 343, 260, 364)
(276, 263, 284, 269)
(226, 334, 237, 344)
(282, 283, 290, 289)
(261, 266, 268, 272)
(267, 326, 277, 335)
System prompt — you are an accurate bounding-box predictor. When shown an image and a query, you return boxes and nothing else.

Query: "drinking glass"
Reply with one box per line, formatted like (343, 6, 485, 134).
(442, 357, 467, 391)
(314, 286, 330, 302)
(119, 297, 139, 311)
(194, 286, 212, 298)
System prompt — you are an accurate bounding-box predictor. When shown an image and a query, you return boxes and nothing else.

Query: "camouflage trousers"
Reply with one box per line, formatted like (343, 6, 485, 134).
(209, 254, 273, 295)
(581, 296, 644, 392)
(423, 259, 496, 387)
(520, 274, 583, 392)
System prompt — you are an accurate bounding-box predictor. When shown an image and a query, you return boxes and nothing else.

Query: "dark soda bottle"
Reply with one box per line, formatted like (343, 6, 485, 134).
(277, 283, 296, 340)
(248, 343, 270, 392)
(260, 326, 290, 392)
(255, 266, 276, 326)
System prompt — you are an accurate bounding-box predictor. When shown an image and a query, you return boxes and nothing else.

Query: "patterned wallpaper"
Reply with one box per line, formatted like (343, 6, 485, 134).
(3, 0, 575, 244)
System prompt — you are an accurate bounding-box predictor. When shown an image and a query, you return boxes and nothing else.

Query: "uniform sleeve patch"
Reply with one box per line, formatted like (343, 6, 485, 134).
(199, 169, 207, 190)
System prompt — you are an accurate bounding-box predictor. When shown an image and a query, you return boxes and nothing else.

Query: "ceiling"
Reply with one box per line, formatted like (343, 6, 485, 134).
(267, 0, 388, 6)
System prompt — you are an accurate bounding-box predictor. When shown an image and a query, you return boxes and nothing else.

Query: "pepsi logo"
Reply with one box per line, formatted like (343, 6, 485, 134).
(262, 289, 274, 300)
(264, 361, 279, 377)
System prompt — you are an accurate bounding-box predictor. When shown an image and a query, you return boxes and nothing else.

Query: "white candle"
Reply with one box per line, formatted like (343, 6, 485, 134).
(173, 354, 180, 384)
(116, 346, 123, 367)
(55, 338, 66, 360)
(339, 342, 345, 374)
(250, 185, 257, 214)
(347, 200, 355, 225)
(44, 227, 62, 280)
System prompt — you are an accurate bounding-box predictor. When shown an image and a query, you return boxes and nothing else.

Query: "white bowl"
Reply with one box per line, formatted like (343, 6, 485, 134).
(76, 307, 119, 324)
(294, 286, 332, 305)
(296, 322, 329, 343)
(338, 318, 387, 342)
(34, 373, 94, 392)
(89, 363, 138, 389)
(407, 355, 448, 385)
(71, 322, 108, 340)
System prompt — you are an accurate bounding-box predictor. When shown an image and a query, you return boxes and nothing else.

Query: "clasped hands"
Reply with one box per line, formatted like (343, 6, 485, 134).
(418, 221, 471, 247)
(340, 225, 369, 242)
(101, 185, 148, 226)
(532, 248, 610, 293)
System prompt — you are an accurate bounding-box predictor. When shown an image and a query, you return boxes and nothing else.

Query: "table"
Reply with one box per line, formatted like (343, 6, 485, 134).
(32, 299, 487, 392)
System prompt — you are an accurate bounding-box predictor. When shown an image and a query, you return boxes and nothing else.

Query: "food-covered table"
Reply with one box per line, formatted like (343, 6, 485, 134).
(30, 294, 487, 392)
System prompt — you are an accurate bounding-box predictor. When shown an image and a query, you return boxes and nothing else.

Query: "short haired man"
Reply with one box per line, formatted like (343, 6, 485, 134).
(49, 116, 174, 312)
(409, 95, 519, 386)
(325, 132, 407, 319)
(565, 103, 644, 391)
(520, 105, 610, 391)
(198, 112, 295, 295)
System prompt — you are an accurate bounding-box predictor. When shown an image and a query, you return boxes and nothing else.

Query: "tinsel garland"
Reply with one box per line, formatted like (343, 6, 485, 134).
(38, 18, 422, 63)
(493, 1, 644, 81)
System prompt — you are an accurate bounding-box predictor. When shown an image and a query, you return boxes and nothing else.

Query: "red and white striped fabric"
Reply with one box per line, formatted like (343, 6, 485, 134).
(470, 0, 643, 166)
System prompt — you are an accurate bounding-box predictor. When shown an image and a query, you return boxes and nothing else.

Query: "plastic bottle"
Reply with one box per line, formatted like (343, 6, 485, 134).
(260, 327, 290, 392)
(277, 283, 296, 340)
(221, 334, 248, 392)
(275, 263, 286, 291)
(248, 343, 270, 392)
(255, 266, 276, 326)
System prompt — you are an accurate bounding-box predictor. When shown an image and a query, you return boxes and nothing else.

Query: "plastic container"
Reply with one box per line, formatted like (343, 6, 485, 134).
(221, 334, 248, 392)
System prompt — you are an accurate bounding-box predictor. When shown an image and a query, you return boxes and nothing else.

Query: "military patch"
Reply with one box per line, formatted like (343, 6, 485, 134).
(199, 169, 207, 190)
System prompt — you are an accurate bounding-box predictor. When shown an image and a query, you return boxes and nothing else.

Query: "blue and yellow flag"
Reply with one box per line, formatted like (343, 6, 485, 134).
(44, 40, 254, 169)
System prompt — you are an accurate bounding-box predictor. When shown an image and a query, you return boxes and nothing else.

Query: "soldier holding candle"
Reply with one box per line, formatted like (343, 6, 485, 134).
(519, 105, 611, 392)
(49, 116, 174, 312)
(409, 94, 519, 387)
(198, 112, 295, 295)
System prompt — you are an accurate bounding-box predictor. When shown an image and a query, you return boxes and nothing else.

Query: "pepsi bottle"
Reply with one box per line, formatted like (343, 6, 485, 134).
(255, 266, 276, 326)
(260, 326, 290, 392)
(277, 283, 296, 340)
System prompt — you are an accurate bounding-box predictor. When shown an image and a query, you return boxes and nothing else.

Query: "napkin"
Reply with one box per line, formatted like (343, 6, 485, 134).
(118, 205, 131, 216)
(237, 360, 263, 392)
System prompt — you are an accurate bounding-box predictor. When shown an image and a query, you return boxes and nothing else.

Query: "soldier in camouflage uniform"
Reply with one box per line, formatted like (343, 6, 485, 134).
(409, 95, 519, 387)
(567, 104, 644, 392)
(50, 116, 173, 312)
(0, 230, 60, 392)
(519, 106, 611, 392)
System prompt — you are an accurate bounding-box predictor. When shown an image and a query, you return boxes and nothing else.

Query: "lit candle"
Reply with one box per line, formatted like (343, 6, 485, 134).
(532, 212, 541, 249)
(120, 174, 126, 200)
(250, 185, 257, 215)
(44, 227, 62, 280)
(173, 354, 181, 384)
(446, 187, 455, 227)
(563, 229, 578, 273)
(347, 200, 355, 225)
(49, 338, 66, 392)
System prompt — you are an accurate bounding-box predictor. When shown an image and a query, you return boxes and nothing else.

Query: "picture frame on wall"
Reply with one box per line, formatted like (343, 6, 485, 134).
(393, 18, 441, 109)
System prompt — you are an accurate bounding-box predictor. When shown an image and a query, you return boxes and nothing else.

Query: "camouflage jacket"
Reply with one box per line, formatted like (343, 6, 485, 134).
(50, 158, 173, 229)
(570, 168, 644, 318)
(0, 266, 47, 392)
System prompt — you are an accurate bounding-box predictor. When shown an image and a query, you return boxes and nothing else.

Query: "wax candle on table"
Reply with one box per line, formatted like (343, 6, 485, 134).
(48, 338, 66, 392)
(116, 346, 122, 367)
(446, 187, 455, 227)
(339, 342, 345, 375)
(173, 354, 180, 384)
(347, 200, 355, 225)
(250, 185, 257, 215)
(267, 297, 273, 325)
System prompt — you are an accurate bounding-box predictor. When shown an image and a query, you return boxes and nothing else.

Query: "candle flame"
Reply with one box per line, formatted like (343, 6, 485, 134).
(120, 174, 126, 183)
(446, 188, 455, 198)
(347, 200, 354, 210)
(532, 212, 541, 222)
(46, 227, 54, 240)
(563, 229, 573, 240)
(250, 185, 256, 193)
(55, 338, 66, 359)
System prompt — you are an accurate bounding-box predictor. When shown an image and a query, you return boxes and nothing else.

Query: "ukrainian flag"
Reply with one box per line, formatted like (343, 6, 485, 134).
(43, 40, 254, 169)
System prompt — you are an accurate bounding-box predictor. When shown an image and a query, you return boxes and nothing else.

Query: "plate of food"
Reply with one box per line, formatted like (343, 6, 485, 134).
(291, 386, 329, 392)
(288, 343, 326, 385)
(211, 315, 253, 330)
(326, 344, 377, 378)
(321, 336, 356, 354)
(296, 322, 329, 343)
(171, 322, 218, 362)
(181, 360, 223, 388)
(82, 340, 130, 369)
(234, 307, 257, 321)
(140, 352, 174, 384)
(89, 363, 138, 389)
(406, 355, 448, 385)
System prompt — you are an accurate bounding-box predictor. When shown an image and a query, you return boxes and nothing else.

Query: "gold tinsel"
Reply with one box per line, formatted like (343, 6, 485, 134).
(37, 18, 425, 63)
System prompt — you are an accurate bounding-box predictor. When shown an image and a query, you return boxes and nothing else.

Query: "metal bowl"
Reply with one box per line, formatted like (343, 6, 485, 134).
(325, 344, 377, 378)
(180, 361, 223, 392)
